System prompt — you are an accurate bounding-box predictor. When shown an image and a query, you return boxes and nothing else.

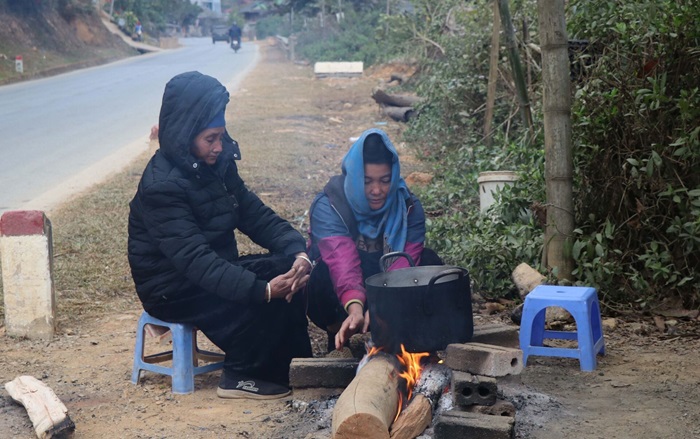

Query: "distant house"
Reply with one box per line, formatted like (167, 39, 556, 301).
(240, 1, 268, 22)
(190, 0, 222, 15)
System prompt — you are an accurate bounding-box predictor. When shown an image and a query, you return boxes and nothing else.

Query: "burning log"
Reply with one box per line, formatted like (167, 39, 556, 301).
(332, 352, 401, 439)
(390, 363, 452, 439)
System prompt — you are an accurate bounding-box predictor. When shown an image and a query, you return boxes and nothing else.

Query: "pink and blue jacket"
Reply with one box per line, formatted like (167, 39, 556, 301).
(308, 181, 426, 311)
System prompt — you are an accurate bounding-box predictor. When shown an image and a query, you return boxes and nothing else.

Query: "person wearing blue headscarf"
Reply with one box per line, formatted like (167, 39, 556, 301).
(305, 128, 442, 352)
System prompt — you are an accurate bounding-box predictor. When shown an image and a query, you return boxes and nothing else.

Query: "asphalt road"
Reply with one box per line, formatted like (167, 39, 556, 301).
(0, 37, 258, 214)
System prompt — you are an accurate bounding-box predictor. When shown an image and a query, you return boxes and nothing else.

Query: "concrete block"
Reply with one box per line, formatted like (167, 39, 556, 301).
(314, 62, 363, 78)
(452, 371, 497, 407)
(434, 410, 514, 439)
(472, 323, 520, 348)
(0, 211, 56, 339)
(289, 357, 358, 389)
(466, 400, 517, 417)
(445, 343, 523, 377)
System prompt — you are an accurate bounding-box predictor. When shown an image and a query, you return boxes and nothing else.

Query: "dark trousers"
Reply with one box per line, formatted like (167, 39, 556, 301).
(147, 254, 312, 386)
(306, 248, 443, 333)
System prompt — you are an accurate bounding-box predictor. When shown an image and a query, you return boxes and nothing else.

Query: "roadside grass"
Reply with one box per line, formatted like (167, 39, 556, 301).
(1, 42, 405, 330)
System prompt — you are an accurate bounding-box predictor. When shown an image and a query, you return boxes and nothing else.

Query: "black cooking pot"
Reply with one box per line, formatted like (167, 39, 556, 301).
(365, 252, 473, 353)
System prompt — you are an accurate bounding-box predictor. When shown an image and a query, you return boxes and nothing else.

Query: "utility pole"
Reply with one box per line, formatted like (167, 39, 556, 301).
(320, 0, 325, 28)
(538, 0, 574, 279)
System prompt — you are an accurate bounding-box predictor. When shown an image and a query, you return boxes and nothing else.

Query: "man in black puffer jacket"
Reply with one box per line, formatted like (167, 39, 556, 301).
(128, 71, 313, 399)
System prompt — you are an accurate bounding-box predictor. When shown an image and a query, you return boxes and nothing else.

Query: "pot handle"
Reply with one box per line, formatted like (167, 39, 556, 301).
(379, 251, 416, 272)
(424, 268, 468, 315)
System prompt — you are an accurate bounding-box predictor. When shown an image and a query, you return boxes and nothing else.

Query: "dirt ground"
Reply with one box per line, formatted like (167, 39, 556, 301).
(2, 43, 700, 439)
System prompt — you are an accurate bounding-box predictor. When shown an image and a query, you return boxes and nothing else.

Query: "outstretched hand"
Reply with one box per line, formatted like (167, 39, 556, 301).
(334, 304, 370, 350)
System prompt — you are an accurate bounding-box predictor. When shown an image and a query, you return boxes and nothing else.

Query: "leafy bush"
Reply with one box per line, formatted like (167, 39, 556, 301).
(390, 0, 544, 297)
(293, 8, 387, 65)
(567, 0, 700, 308)
(256, 14, 288, 39)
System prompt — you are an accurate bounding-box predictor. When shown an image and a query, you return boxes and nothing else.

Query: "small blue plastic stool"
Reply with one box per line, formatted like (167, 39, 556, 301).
(519, 285, 605, 372)
(131, 311, 224, 394)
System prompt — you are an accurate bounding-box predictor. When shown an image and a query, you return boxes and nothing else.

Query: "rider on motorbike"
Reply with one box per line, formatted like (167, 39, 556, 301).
(228, 23, 242, 50)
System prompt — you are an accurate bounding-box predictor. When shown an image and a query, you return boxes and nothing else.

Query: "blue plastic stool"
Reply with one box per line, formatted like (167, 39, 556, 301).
(131, 311, 224, 394)
(519, 285, 605, 372)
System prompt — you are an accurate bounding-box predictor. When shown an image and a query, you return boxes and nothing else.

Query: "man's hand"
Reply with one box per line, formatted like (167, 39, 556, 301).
(269, 269, 309, 302)
(334, 303, 369, 350)
(272, 253, 313, 303)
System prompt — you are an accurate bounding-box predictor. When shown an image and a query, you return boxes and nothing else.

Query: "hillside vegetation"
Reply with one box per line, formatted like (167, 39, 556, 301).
(0, 0, 136, 83)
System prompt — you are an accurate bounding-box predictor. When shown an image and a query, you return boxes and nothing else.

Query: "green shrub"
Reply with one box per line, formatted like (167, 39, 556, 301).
(256, 14, 288, 39)
(394, 0, 544, 298)
(567, 0, 700, 308)
(293, 8, 387, 65)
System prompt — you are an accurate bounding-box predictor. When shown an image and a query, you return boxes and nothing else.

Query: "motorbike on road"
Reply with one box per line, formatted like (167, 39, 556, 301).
(230, 38, 241, 53)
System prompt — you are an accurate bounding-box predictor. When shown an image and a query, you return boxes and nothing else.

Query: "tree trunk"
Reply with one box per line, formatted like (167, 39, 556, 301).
(538, 0, 574, 279)
(332, 353, 400, 439)
(484, 0, 501, 146)
(498, 0, 534, 140)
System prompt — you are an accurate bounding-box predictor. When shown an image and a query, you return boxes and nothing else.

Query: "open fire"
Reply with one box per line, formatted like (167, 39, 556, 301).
(366, 344, 432, 419)
(332, 340, 453, 439)
(356, 343, 451, 439)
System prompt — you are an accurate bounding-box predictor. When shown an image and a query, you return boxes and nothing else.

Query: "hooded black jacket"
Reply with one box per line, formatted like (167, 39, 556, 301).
(128, 71, 306, 310)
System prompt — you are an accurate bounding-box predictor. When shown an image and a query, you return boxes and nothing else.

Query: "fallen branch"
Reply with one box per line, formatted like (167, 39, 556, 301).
(5, 375, 75, 439)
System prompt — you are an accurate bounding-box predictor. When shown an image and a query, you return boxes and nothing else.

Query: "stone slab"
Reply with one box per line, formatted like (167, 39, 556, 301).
(445, 343, 523, 377)
(434, 410, 514, 439)
(289, 357, 359, 389)
(314, 61, 363, 78)
(471, 323, 520, 348)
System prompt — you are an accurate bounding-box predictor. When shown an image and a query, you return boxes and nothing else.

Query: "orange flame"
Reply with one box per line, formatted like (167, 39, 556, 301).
(396, 344, 429, 402)
(363, 344, 430, 421)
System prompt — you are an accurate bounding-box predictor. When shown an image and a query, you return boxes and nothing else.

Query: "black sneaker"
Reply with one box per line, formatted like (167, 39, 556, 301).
(217, 371, 291, 400)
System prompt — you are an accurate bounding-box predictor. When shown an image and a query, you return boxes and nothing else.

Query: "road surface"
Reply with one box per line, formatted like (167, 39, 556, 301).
(0, 37, 258, 214)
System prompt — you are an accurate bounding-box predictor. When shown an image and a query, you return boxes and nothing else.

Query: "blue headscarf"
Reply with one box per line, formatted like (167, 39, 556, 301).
(341, 128, 410, 253)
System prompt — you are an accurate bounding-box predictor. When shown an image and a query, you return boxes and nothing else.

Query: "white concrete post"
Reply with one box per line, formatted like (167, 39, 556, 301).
(0, 211, 56, 339)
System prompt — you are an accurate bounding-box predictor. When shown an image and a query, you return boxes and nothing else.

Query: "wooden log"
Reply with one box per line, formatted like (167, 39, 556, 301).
(332, 353, 400, 439)
(5, 375, 75, 439)
(389, 395, 431, 439)
(381, 106, 417, 122)
(511, 262, 545, 299)
(389, 74, 407, 84)
(371, 88, 422, 108)
(390, 363, 452, 439)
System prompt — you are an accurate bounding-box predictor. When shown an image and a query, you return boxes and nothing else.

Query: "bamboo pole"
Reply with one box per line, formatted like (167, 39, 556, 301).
(484, 0, 501, 146)
(498, 0, 534, 141)
(537, 0, 574, 279)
